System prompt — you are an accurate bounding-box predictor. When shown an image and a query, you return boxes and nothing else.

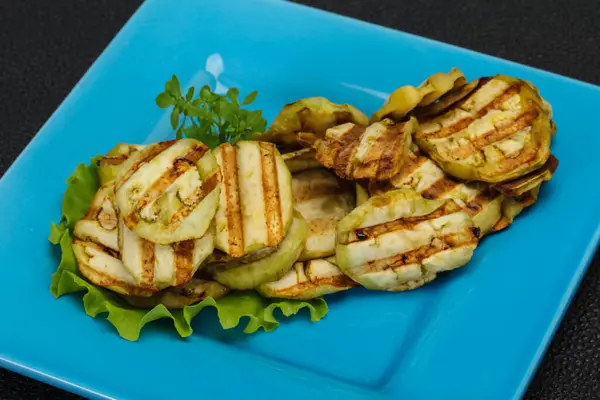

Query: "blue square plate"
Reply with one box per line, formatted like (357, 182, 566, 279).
(1, 0, 598, 399)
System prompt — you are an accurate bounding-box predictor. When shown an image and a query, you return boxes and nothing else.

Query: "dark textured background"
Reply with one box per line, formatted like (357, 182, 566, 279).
(1, 0, 599, 399)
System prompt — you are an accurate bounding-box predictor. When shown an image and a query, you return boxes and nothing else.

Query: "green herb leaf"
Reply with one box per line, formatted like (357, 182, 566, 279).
(158, 75, 268, 147)
(185, 87, 195, 101)
(226, 88, 240, 105)
(170, 108, 180, 130)
(165, 75, 181, 97)
(242, 90, 258, 105)
(156, 92, 174, 108)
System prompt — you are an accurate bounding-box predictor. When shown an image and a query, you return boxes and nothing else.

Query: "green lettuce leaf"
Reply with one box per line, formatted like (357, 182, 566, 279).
(49, 157, 328, 341)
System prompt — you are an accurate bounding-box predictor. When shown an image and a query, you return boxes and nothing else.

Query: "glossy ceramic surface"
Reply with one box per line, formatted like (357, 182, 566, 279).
(1, 0, 599, 399)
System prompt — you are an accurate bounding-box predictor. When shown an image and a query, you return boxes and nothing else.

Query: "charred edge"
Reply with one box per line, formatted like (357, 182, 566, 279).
(168, 169, 221, 231)
(173, 240, 195, 286)
(99, 155, 129, 166)
(222, 144, 245, 256)
(140, 239, 156, 289)
(259, 142, 284, 246)
(367, 180, 395, 197)
(346, 201, 461, 244)
(333, 125, 367, 179)
(491, 154, 558, 197)
(77, 263, 154, 297)
(364, 232, 476, 271)
(126, 145, 208, 225)
(491, 217, 511, 232)
(416, 77, 491, 123)
(75, 238, 120, 259)
(463, 189, 499, 216)
(375, 123, 408, 181)
(471, 227, 481, 238)
(115, 140, 177, 192)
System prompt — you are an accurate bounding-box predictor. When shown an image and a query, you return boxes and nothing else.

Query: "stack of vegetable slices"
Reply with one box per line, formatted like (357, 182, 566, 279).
(50, 68, 558, 340)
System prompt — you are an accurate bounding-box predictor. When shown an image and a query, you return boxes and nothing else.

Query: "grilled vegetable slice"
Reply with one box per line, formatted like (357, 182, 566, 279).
(356, 183, 369, 206)
(336, 189, 478, 291)
(73, 182, 120, 251)
(257, 257, 357, 300)
(98, 143, 145, 185)
(212, 212, 307, 290)
(72, 184, 155, 296)
(302, 118, 417, 181)
(492, 185, 541, 232)
(492, 154, 558, 197)
(213, 140, 294, 257)
(257, 97, 368, 145)
(292, 168, 355, 260)
(414, 75, 553, 183)
(121, 279, 230, 309)
(281, 148, 321, 173)
(114, 138, 221, 244)
(368, 151, 502, 236)
(371, 68, 466, 122)
(119, 220, 214, 291)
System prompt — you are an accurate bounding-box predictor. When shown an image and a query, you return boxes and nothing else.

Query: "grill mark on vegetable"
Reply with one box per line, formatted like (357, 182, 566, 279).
(449, 108, 540, 160)
(421, 176, 460, 199)
(99, 155, 128, 166)
(492, 154, 558, 197)
(75, 237, 119, 258)
(115, 140, 176, 192)
(464, 190, 500, 216)
(124, 145, 208, 228)
(346, 201, 462, 244)
(414, 78, 484, 119)
(416, 80, 521, 140)
(75, 240, 156, 297)
(140, 239, 156, 289)
(259, 142, 284, 247)
(375, 123, 409, 180)
(334, 125, 367, 179)
(388, 153, 428, 187)
(168, 169, 220, 232)
(221, 144, 245, 257)
(173, 240, 195, 286)
(360, 231, 478, 272)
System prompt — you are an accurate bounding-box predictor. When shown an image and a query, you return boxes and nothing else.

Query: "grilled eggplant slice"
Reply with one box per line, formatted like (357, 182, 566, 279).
(492, 185, 541, 232)
(119, 220, 214, 291)
(281, 148, 321, 173)
(212, 212, 307, 290)
(368, 151, 502, 236)
(303, 118, 417, 181)
(114, 138, 221, 244)
(257, 257, 358, 300)
(292, 168, 355, 260)
(336, 189, 478, 291)
(356, 183, 369, 206)
(258, 97, 368, 145)
(73, 182, 120, 251)
(414, 75, 553, 183)
(72, 184, 155, 296)
(371, 68, 466, 122)
(213, 140, 294, 258)
(492, 154, 558, 197)
(121, 279, 230, 309)
(98, 143, 145, 185)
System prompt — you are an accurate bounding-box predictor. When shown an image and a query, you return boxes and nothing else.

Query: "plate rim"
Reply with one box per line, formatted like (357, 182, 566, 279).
(1, 0, 599, 399)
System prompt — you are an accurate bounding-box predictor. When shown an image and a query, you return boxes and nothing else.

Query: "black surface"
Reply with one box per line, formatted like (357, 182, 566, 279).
(0, 0, 599, 399)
